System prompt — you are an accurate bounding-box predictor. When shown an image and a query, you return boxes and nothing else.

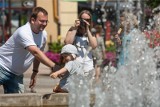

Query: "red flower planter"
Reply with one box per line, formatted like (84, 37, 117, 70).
(45, 51, 61, 64)
(103, 52, 116, 67)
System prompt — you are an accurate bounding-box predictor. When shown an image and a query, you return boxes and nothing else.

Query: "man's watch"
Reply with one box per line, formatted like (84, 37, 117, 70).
(51, 65, 61, 72)
(51, 66, 55, 71)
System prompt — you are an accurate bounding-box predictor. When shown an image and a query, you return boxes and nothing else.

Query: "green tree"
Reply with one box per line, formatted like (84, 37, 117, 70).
(146, 0, 160, 9)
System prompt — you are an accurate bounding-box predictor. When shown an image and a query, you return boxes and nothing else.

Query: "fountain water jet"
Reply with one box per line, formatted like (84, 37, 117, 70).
(67, 0, 160, 107)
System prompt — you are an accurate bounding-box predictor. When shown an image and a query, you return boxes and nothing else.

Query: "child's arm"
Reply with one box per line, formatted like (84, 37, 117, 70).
(50, 67, 68, 79)
(115, 28, 122, 45)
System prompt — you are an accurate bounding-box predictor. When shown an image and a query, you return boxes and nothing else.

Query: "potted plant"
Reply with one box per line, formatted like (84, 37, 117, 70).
(45, 36, 64, 64)
(104, 40, 117, 67)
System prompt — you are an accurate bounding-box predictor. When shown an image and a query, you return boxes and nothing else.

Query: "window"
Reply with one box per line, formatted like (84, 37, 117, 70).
(0, 0, 36, 44)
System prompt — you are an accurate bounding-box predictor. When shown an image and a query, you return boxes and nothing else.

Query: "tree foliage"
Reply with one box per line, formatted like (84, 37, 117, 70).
(146, 0, 160, 9)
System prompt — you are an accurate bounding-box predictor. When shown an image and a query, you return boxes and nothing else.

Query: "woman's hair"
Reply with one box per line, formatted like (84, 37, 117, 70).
(78, 10, 93, 30)
(29, 7, 48, 22)
(78, 10, 92, 19)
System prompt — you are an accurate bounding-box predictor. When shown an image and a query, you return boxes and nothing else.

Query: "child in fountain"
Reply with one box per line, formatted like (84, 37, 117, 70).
(50, 44, 83, 93)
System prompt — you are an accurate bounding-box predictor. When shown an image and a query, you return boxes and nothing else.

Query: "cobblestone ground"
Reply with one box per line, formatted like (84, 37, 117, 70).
(0, 64, 60, 94)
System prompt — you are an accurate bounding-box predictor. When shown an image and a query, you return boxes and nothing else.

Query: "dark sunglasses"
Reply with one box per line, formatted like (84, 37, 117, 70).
(81, 18, 91, 22)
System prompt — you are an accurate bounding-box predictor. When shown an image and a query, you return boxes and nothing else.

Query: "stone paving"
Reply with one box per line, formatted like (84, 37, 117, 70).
(0, 61, 95, 106)
(0, 63, 60, 94)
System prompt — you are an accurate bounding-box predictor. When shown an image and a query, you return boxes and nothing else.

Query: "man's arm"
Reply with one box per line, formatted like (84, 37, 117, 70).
(29, 58, 42, 90)
(32, 41, 46, 73)
(27, 45, 56, 89)
(26, 45, 55, 68)
(32, 58, 40, 72)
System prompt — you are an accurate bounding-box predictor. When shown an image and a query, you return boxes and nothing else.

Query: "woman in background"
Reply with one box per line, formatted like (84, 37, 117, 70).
(92, 25, 106, 82)
(118, 11, 139, 67)
(64, 10, 97, 76)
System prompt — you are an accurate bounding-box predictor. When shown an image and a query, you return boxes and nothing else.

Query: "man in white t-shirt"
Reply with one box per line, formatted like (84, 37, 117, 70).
(0, 7, 57, 93)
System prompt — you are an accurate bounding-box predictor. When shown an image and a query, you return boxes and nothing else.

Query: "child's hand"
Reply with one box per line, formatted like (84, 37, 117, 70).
(50, 72, 58, 79)
(115, 34, 121, 45)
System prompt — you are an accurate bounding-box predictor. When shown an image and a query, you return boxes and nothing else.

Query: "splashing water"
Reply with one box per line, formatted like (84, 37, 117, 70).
(94, 29, 160, 107)
(68, 0, 160, 107)
(68, 46, 94, 107)
(68, 28, 160, 107)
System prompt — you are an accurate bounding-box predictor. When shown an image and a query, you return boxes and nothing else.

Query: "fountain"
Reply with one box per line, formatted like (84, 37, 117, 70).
(67, 0, 160, 107)
(68, 29, 160, 107)
(1, 1, 158, 107)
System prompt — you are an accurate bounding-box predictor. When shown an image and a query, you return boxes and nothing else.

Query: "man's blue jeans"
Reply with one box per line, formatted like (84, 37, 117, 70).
(0, 65, 24, 93)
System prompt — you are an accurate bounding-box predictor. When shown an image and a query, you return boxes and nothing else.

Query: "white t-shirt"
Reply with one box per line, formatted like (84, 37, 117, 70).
(59, 59, 83, 90)
(0, 22, 47, 75)
(74, 36, 94, 72)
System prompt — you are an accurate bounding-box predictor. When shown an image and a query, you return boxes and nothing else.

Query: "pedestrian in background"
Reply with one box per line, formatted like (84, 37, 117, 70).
(50, 44, 83, 93)
(64, 10, 97, 76)
(0, 7, 58, 94)
(92, 25, 106, 82)
(117, 11, 139, 67)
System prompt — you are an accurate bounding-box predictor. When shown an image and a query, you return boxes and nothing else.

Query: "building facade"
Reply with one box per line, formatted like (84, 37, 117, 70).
(0, 0, 147, 45)
(0, 0, 78, 45)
